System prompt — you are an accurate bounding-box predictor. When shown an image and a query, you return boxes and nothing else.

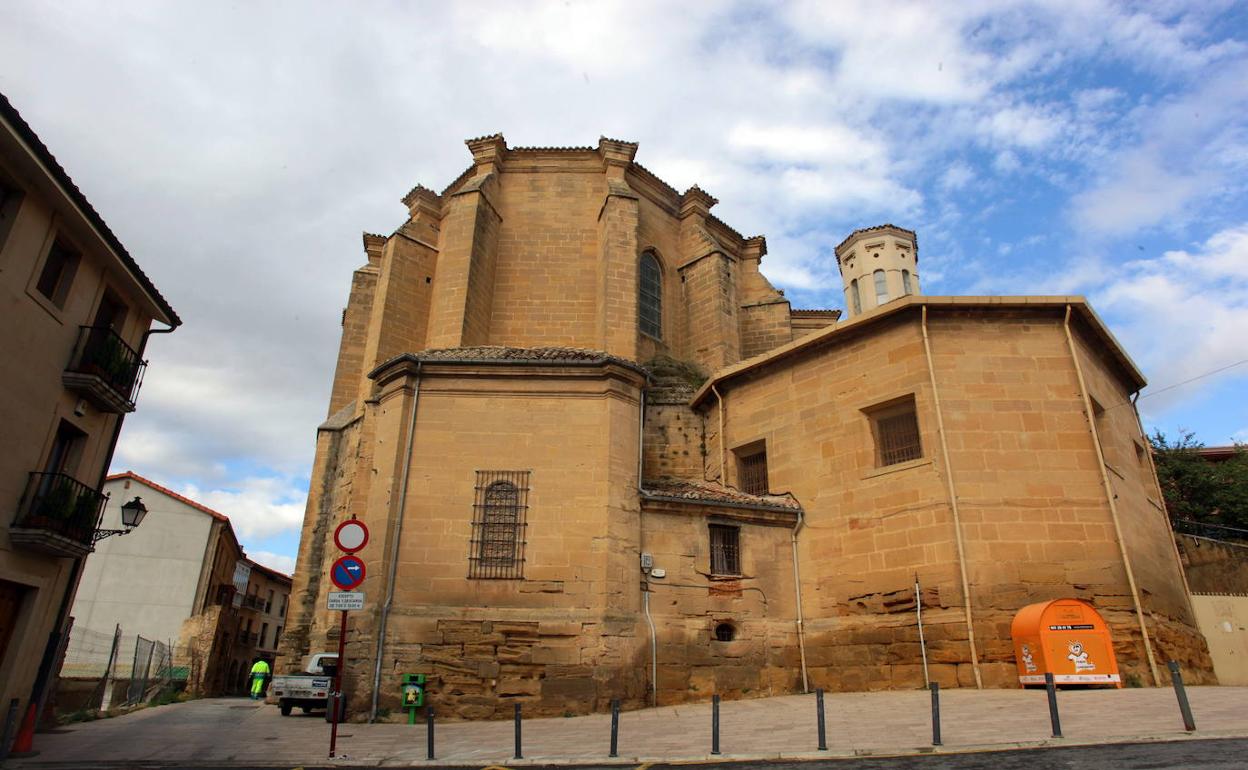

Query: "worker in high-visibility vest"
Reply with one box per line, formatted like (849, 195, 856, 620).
(249, 658, 271, 700)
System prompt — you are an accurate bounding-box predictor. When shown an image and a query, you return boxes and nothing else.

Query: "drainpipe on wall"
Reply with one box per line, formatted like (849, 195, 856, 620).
(711, 384, 726, 484)
(920, 306, 983, 689)
(369, 361, 422, 722)
(635, 383, 658, 707)
(790, 511, 809, 693)
(1063, 306, 1161, 686)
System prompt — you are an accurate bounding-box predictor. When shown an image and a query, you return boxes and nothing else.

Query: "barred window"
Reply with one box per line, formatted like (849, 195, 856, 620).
(735, 443, 768, 496)
(469, 471, 529, 579)
(639, 251, 662, 338)
(867, 396, 922, 467)
(709, 524, 740, 575)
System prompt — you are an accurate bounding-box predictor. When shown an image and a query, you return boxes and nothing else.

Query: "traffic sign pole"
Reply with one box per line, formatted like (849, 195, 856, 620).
(329, 609, 347, 758)
(328, 517, 369, 760)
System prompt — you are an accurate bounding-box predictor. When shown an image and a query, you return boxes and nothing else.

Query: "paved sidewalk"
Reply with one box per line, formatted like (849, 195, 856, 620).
(8, 686, 1247, 767)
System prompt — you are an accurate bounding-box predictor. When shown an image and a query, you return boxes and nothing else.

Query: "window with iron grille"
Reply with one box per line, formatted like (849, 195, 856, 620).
(639, 252, 662, 338)
(736, 444, 768, 496)
(468, 470, 529, 579)
(867, 396, 922, 467)
(709, 524, 740, 575)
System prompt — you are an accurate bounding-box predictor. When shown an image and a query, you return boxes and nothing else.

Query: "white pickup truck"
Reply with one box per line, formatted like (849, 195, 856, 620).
(271, 653, 338, 718)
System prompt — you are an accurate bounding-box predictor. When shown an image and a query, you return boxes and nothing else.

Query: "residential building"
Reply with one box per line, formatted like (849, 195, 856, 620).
(0, 93, 179, 732)
(280, 134, 1212, 720)
(70, 472, 291, 696)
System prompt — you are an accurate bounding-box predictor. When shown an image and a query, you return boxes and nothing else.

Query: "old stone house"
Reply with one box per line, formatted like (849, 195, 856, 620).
(279, 134, 1212, 720)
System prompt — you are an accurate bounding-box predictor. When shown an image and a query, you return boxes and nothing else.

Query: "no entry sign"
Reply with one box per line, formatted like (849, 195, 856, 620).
(330, 554, 366, 591)
(334, 519, 369, 553)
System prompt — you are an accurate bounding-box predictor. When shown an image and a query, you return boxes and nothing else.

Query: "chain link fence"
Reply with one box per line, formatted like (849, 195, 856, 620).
(57, 626, 186, 714)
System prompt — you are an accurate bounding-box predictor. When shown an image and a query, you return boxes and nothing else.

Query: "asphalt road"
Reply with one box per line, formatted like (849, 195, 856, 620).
(38, 737, 1240, 769)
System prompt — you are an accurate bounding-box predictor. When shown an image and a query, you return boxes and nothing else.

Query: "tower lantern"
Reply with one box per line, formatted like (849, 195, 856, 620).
(834, 224, 920, 317)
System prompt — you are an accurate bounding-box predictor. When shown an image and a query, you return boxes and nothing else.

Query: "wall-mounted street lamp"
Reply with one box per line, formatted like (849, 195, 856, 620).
(93, 496, 148, 543)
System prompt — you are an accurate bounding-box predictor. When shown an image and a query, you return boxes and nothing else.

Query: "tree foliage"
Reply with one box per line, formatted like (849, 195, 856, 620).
(1149, 430, 1248, 532)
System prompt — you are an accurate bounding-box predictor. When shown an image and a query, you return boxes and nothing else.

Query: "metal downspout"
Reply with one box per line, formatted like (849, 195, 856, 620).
(921, 306, 983, 688)
(791, 512, 809, 693)
(712, 384, 726, 483)
(1064, 306, 1161, 686)
(369, 361, 421, 721)
(636, 385, 658, 707)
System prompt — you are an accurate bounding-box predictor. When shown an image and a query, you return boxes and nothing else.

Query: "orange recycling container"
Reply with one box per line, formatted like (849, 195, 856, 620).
(1011, 598, 1121, 687)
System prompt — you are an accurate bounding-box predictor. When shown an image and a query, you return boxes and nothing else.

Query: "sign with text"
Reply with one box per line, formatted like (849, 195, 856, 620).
(327, 591, 364, 611)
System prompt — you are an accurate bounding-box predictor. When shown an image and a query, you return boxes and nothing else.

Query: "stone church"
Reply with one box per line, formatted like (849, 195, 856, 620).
(279, 134, 1212, 720)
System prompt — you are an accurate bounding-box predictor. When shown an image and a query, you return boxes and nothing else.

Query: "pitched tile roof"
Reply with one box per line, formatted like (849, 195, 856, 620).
(833, 223, 918, 259)
(371, 346, 649, 377)
(642, 478, 802, 512)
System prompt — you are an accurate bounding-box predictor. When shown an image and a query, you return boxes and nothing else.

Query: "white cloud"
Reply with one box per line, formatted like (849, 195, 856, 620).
(178, 477, 306, 540)
(249, 550, 297, 576)
(1090, 224, 1248, 407)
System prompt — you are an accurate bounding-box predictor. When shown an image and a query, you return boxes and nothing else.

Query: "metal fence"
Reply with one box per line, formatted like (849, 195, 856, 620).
(1173, 518, 1248, 543)
(59, 625, 184, 711)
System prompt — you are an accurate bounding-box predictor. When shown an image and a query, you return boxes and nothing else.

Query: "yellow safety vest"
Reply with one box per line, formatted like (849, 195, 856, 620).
(250, 660, 271, 676)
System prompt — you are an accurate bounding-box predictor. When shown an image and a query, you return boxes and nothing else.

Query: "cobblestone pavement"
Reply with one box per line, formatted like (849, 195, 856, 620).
(8, 686, 1246, 767)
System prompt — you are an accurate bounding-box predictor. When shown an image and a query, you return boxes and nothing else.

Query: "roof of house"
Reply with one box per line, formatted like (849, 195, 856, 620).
(106, 471, 243, 558)
(691, 295, 1147, 407)
(370, 346, 650, 379)
(641, 478, 802, 512)
(0, 92, 180, 326)
(247, 559, 293, 584)
(833, 223, 918, 259)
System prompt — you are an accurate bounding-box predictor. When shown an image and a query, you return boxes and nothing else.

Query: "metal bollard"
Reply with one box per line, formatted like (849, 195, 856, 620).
(514, 702, 523, 759)
(816, 688, 827, 751)
(426, 707, 435, 760)
(711, 694, 721, 755)
(1044, 672, 1062, 738)
(609, 698, 620, 757)
(930, 682, 942, 746)
(1168, 661, 1196, 732)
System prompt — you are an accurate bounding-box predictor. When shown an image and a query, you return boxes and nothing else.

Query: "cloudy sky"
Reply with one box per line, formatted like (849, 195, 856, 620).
(3, 1, 1246, 572)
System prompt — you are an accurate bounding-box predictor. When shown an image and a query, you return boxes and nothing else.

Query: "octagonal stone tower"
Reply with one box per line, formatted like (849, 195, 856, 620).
(835, 224, 920, 317)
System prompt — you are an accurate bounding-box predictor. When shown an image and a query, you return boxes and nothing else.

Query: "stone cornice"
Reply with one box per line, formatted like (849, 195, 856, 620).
(598, 136, 639, 169)
(640, 496, 800, 526)
(466, 133, 507, 170)
(679, 185, 718, 219)
(401, 184, 442, 219)
(834, 224, 918, 262)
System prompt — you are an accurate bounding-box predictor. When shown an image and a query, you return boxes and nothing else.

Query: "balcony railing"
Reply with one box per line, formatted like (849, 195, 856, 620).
(62, 326, 147, 413)
(9, 471, 107, 558)
(239, 594, 266, 611)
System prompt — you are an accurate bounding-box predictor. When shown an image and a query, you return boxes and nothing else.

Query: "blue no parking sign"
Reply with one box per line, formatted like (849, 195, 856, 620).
(330, 554, 366, 590)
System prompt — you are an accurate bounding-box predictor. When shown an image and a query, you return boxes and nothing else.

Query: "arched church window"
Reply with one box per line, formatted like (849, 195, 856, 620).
(850, 278, 862, 314)
(901, 270, 913, 295)
(639, 252, 662, 338)
(873, 269, 888, 306)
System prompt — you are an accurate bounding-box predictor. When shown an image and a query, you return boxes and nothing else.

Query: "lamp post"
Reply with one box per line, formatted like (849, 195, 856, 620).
(92, 496, 148, 543)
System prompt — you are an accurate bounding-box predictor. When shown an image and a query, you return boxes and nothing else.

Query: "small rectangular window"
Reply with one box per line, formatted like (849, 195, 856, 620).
(0, 175, 23, 249)
(260, 622, 269, 648)
(709, 524, 740, 575)
(35, 239, 80, 308)
(867, 395, 922, 467)
(468, 470, 530, 579)
(265, 589, 274, 613)
(735, 443, 768, 496)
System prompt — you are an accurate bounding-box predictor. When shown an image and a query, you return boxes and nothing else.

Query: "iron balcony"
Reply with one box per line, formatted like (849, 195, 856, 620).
(62, 325, 147, 413)
(9, 471, 107, 558)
